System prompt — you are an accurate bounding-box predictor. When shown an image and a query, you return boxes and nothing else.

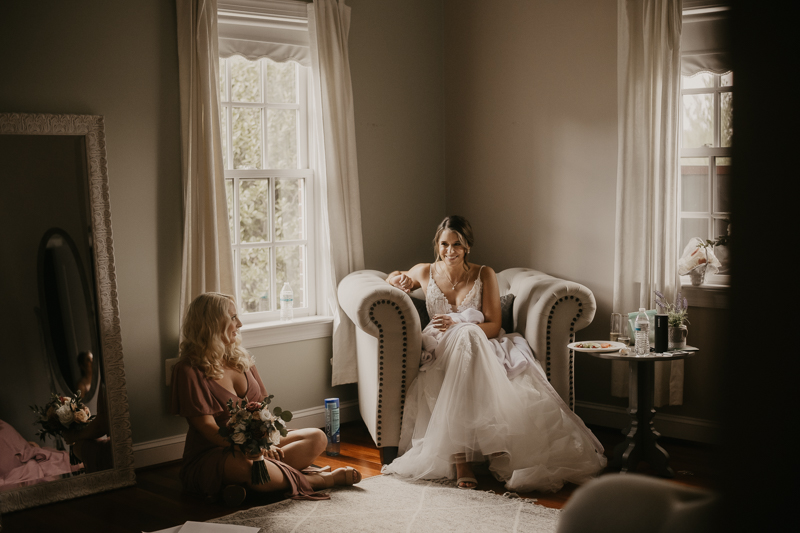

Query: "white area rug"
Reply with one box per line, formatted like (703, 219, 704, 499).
(210, 474, 561, 533)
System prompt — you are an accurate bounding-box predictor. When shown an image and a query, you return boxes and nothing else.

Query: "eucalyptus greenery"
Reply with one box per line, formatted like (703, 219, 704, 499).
(654, 290, 689, 327)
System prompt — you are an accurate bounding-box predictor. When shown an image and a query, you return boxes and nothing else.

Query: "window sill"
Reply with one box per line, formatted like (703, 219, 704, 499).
(240, 316, 333, 349)
(680, 283, 729, 309)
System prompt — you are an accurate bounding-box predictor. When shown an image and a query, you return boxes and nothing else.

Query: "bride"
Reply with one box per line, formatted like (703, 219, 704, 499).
(381, 216, 607, 491)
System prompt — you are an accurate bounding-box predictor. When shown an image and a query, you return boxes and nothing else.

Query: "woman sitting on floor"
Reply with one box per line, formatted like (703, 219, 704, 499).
(171, 292, 361, 505)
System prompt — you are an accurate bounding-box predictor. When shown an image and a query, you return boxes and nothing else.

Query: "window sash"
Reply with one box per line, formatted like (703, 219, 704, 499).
(220, 58, 316, 322)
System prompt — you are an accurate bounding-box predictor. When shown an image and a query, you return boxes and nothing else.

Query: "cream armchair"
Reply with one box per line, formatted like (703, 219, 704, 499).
(337, 268, 597, 463)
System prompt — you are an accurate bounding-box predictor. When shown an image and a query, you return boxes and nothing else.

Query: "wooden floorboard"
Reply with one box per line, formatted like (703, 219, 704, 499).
(1, 420, 717, 532)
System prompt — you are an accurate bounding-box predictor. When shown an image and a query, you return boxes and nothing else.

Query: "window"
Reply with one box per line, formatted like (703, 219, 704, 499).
(679, 70, 732, 284)
(219, 55, 316, 322)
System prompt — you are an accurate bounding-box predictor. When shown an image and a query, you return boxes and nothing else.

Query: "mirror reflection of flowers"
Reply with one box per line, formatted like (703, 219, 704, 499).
(654, 290, 689, 327)
(30, 391, 96, 442)
(219, 395, 292, 485)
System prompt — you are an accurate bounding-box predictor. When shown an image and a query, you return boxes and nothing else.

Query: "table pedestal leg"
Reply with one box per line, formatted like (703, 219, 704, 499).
(611, 360, 674, 478)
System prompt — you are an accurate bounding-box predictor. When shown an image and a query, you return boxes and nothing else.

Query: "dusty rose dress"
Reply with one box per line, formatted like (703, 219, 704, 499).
(170, 359, 327, 500)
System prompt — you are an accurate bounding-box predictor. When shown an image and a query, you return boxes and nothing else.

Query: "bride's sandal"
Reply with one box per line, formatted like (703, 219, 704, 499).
(457, 477, 478, 490)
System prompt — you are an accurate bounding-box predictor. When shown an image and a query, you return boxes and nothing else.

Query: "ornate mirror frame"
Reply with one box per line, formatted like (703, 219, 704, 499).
(0, 113, 135, 512)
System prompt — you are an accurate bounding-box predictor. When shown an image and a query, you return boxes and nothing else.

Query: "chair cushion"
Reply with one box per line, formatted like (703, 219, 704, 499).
(410, 293, 515, 333)
(410, 296, 430, 329)
(500, 294, 515, 333)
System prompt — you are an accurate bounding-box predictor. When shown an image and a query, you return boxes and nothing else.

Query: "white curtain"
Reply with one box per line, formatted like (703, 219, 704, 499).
(176, 0, 235, 322)
(308, 0, 365, 386)
(612, 0, 683, 406)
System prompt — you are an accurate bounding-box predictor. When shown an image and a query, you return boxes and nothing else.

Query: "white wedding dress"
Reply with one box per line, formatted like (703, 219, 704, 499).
(382, 266, 607, 492)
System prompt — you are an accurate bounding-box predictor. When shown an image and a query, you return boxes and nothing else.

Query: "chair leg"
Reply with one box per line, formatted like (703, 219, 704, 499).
(380, 446, 398, 465)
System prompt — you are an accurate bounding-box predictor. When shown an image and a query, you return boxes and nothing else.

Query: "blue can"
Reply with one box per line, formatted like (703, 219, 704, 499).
(324, 398, 340, 456)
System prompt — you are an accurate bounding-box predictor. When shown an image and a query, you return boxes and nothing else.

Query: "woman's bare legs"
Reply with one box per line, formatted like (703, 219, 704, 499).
(277, 428, 327, 471)
(223, 453, 290, 493)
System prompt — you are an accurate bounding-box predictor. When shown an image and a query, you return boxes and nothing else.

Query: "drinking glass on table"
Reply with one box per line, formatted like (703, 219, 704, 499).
(610, 313, 623, 343)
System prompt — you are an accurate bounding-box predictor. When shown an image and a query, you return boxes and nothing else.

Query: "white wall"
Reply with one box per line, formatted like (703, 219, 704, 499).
(443, 0, 619, 398)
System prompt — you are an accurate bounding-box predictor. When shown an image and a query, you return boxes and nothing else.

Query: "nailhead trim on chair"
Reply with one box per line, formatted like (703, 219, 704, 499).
(547, 296, 583, 410)
(368, 299, 408, 447)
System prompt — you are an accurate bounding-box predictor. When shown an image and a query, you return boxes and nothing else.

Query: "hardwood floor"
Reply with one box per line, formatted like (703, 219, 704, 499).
(1, 421, 717, 533)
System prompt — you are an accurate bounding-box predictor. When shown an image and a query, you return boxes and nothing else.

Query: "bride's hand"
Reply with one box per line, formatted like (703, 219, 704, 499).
(432, 314, 454, 332)
(389, 273, 413, 293)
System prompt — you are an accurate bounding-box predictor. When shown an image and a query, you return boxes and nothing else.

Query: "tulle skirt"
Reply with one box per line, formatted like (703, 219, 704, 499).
(382, 324, 607, 492)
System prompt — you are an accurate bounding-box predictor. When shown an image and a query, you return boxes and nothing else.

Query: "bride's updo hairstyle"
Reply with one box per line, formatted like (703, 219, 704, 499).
(179, 292, 253, 380)
(432, 215, 474, 272)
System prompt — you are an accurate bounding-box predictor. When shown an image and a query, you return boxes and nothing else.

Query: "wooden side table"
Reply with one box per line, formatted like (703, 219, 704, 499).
(587, 347, 698, 477)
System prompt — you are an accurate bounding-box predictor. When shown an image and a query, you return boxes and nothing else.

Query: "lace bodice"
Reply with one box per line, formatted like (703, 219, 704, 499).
(426, 265, 484, 316)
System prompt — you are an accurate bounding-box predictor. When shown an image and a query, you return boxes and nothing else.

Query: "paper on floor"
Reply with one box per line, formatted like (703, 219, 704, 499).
(144, 521, 259, 533)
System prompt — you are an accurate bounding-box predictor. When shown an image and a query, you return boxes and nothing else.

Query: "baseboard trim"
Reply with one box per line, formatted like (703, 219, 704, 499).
(134, 400, 360, 469)
(575, 401, 721, 444)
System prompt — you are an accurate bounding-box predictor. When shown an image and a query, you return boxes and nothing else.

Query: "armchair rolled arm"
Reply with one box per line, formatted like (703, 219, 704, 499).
(499, 269, 597, 410)
(338, 270, 422, 451)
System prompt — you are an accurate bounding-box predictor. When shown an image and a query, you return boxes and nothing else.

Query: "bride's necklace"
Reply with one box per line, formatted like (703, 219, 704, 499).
(439, 264, 466, 290)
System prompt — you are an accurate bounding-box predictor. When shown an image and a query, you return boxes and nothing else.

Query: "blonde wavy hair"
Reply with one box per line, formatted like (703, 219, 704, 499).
(179, 292, 252, 380)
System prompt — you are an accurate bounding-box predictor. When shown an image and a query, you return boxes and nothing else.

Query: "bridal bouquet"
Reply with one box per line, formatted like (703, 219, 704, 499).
(219, 395, 292, 485)
(30, 391, 96, 443)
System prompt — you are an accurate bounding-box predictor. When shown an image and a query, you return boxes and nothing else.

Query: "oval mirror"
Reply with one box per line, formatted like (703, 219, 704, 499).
(38, 228, 101, 404)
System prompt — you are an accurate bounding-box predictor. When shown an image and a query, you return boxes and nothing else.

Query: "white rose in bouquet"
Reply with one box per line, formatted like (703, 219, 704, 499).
(232, 431, 247, 444)
(259, 409, 275, 423)
(269, 427, 282, 445)
(56, 403, 75, 426)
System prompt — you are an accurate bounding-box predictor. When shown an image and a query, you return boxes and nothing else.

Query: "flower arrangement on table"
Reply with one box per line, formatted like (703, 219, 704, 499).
(655, 290, 691, 349)
(219, 395, 293, 485)
(654, 290, 689, 327)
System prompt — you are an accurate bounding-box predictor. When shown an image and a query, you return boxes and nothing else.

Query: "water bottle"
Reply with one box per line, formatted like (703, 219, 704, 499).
(280, 283, 293, 321)
(635, 308, 650, 356)
(258, 292, 269, 312)
(324, 398, 340, 456)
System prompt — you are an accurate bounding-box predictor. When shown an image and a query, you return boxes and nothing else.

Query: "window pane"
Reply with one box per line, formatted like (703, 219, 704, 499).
(713, 218, 731, 274)
(240, 247, 271, 313)
(230, 55, 261, 103)
(682, 94, 713, 148)
(225, 179, 234, 243)
(680, 218, 709, 255)
(715, 157, 731, 213)
(681, 158, 709, 212)
(720, 72, 733, 87)
(267, 109, 297, 169)
(239, 179, 271, 243)
(220, 107, 228, 169)
(219, 58, 227, 101)
(232, 107, 262, 169)
(276, 245, 305, 308)
(720, 92, 733, 147)
(275, 178, 305, 241)
(266, 60, 297, 104)
(682, 72, 714, 89)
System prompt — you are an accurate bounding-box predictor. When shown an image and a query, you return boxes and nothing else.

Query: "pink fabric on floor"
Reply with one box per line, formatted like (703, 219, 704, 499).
(0, 419, 79, 488)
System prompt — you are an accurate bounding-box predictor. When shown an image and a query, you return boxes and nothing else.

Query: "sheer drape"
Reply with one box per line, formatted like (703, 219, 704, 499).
(176, 0, 235, 322)
(612, 0, 683, 406)
(308, 0, 365, 386)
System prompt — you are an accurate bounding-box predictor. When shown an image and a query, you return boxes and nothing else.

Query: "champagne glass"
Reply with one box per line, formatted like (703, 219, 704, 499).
(610, 313, 623, 342)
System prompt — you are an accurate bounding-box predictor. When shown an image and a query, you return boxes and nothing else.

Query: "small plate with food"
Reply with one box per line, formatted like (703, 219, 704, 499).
(568, 341, 628, 353)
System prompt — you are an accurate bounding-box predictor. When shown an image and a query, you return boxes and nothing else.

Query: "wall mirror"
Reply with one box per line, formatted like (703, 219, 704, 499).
(0, 113, 135, 512)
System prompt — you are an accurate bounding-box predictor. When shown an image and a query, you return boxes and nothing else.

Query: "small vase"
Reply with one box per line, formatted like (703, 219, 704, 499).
(668, 325, 688, 350)
(689, 264, 706, 286)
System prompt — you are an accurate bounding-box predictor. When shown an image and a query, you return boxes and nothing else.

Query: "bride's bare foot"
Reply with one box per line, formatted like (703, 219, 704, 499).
(308, 467, 362, 489)
(455, 462, 477, 489)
